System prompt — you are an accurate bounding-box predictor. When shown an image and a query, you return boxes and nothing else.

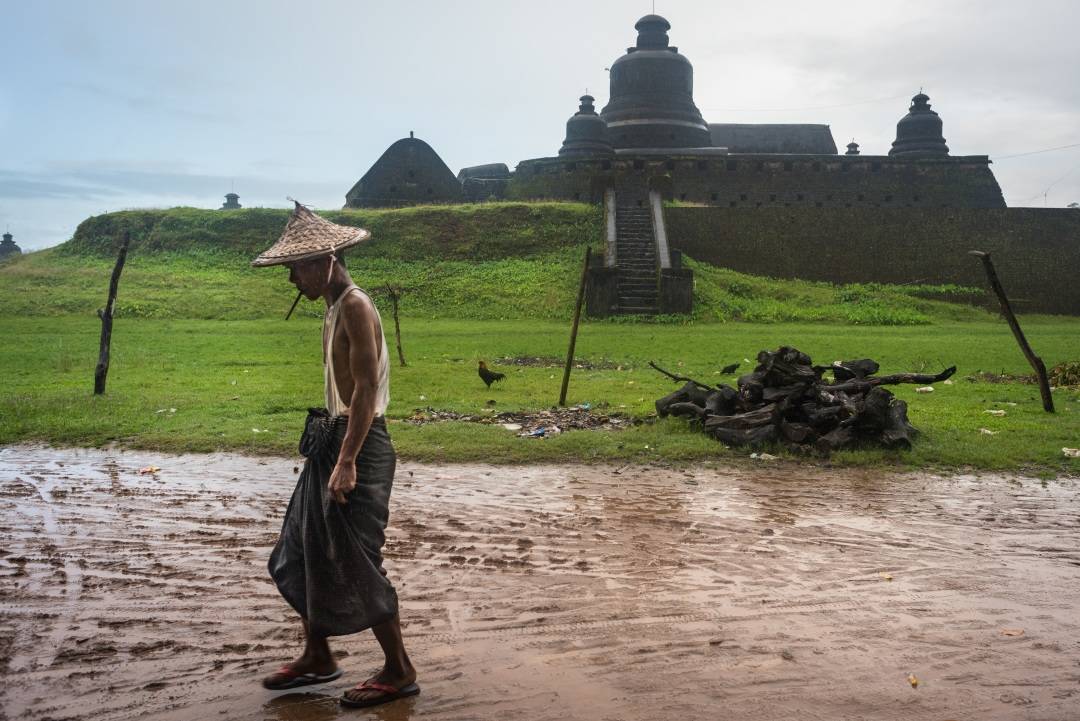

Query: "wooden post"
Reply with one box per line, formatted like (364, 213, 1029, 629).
(94, 232, 131, 395)
(384, 284, 407, 367)
(559, 246, 591, 406)
(969, 250, 1054, 413)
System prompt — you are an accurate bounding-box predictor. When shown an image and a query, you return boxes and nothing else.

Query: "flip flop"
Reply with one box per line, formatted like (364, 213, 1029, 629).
(340, 680, 421, 708)
(262, 665, 343, 690)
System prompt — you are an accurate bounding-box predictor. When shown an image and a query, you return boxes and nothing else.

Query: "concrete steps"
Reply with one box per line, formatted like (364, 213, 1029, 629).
(614, 204, 658, 314)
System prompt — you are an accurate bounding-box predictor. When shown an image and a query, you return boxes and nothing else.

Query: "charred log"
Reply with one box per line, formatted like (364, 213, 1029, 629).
(654, 346, 949, 455)
(831, 359, 880, 381)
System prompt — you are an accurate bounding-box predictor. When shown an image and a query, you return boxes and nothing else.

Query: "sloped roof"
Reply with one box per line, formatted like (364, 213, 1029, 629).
(708, 124, 838, 155)
(345, 136, 462, 206)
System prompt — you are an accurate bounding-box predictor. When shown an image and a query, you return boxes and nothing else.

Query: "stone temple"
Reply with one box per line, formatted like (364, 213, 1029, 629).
(346, 14, 1080, 316)
(0, 232, 21, 260)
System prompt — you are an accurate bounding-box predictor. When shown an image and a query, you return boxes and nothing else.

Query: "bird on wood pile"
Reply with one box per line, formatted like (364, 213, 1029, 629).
(720, 362, 740, 375)
(478, 360, 506, 388)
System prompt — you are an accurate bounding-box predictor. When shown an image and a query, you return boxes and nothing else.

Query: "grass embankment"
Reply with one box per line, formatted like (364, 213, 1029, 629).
(1, 202, 1076, 473)
(1, 204, 988, 324)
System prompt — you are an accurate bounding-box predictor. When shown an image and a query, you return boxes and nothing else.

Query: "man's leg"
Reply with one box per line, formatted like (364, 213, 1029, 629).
(342, 613, 417, 704)
(262, 620, 338, 687)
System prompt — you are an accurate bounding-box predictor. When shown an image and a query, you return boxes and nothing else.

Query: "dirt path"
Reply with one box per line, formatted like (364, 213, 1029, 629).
(1, 445, 1078, 720)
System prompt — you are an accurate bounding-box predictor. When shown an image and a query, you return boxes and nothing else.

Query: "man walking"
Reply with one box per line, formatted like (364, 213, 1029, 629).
(253, 202, 418, 708)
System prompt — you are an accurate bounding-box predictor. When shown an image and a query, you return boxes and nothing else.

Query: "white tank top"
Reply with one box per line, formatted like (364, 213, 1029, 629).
(322, 285, 390, 417)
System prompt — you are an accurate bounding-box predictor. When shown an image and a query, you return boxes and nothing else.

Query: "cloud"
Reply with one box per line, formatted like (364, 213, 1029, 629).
(59, 81, 230, 124)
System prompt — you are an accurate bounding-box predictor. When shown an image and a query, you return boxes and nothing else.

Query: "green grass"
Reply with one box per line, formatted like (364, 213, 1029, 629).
(3, 317, 1078, 474)
(2, 201, 1076, 474)
(1, 204, 991, 324)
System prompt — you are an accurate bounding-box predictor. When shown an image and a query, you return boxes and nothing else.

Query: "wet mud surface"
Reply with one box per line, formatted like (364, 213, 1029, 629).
(1, 445, 1078, 720)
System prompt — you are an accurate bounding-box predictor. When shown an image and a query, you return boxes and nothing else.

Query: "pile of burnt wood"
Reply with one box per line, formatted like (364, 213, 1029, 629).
(652, 347, 956, 453)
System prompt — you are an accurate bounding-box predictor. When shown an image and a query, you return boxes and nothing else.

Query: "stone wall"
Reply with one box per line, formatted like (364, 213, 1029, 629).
(665, 207, 1080, 315)
(507, 154, 1006, 209)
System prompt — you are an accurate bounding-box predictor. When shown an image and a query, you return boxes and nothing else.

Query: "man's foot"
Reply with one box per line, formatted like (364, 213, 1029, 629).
(341, 667, 419, 708)
(262, 657, 341, 691)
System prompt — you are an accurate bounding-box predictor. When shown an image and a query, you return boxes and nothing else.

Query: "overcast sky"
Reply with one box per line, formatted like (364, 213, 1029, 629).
(3, 0, 1080, 250)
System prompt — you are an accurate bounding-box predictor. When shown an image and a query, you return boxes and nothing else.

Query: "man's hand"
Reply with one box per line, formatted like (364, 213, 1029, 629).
(327, 460, 357, 505)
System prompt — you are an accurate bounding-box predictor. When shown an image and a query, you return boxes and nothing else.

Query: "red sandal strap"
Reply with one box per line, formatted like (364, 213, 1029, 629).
(353, 680, 401, 695)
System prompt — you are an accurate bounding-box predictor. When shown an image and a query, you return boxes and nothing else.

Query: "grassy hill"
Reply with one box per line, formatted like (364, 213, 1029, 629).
(1, 202, 989, 324)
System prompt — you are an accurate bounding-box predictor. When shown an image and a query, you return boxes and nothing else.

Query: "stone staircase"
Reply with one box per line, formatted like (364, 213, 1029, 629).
(614, 205, 659, 314)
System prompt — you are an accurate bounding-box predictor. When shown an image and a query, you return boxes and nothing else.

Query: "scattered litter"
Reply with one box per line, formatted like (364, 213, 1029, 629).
(407, 406, 635, 437)
(419, 395, 426, 401)
(1063, 448, 1080, 458)
(138, 465, 161, 475)
(1005, 402, 1018, 406)
(942, 379, 954, 385)
(915, 386, 934, 394)
(879, 572, 894, 581)
(984, 409, 1007, 417)
(251, 428, 269, 433)
(523, 425, 562, 438)
(978, 428, 999, 435)
(750, 452, 778, 461)
(907, 673, 919, 689)
(154, 408, 177, 414)
(1001, 628, 1025, 637)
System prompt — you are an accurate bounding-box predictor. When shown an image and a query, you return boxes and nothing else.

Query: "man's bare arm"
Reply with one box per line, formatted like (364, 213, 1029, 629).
(327, 293, 381, 504)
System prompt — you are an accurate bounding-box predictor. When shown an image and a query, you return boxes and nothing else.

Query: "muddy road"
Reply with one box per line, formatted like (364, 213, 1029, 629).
(1, 445, 1078, 720)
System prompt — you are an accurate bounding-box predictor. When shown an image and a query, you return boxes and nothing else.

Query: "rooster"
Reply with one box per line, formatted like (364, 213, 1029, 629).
(478, 360, 506, 389)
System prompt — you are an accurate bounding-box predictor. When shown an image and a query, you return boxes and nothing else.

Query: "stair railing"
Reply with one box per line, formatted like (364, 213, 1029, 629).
(604, 188, 617, 267)
(649, 190, 672, 270)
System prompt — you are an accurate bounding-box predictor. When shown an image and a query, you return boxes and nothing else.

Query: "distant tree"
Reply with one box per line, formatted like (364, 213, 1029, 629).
(1068, 202, 1079, 209)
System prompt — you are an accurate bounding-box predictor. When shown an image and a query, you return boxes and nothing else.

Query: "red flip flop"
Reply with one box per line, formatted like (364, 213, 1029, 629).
(262, 665, 343, 690)
(340, 679, 421, 708)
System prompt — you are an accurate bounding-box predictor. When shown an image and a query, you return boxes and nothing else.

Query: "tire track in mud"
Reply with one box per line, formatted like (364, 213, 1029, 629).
(4, 470, 85, 672)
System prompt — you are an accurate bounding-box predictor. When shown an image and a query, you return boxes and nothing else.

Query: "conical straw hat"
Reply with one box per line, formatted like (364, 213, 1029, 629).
(251, 201, 370, 267)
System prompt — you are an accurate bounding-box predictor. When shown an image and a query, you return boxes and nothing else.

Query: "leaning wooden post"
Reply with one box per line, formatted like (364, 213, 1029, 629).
(559, 246, 591, 406)
(94, 231, 131, 395)
(384, 284, 407, 367)
(969, 250, 1054, 413)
